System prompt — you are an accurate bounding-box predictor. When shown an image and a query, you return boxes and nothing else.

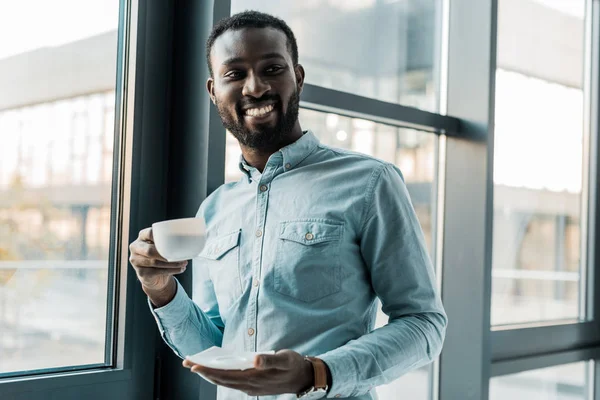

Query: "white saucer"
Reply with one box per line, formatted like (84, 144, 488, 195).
(186, 346, 275, 371)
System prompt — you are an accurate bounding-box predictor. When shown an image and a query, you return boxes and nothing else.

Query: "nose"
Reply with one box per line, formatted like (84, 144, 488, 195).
(242, 72, 270, 98)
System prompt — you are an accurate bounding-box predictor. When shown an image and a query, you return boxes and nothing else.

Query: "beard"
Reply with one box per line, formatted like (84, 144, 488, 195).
(216, 89, 300, 152)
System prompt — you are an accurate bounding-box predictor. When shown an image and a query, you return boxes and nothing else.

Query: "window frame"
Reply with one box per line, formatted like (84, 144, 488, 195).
(0, 0, 166, 398)
(488, 0, 600, 385)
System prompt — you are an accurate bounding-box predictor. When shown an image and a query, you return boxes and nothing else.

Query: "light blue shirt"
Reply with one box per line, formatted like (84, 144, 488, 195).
(150, 131, 447, 400)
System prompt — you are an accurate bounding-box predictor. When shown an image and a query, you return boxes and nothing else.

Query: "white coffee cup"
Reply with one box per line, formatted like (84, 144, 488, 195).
(152, 217, 207, 262)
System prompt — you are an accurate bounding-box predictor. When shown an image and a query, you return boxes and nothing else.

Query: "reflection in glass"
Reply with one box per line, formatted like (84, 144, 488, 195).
(230, 0, 441, 111)
(491, 0, 587, 326)
(0, 0, 119, 374)
(490, 362, 590, 400)
(224, 108, 437, 399)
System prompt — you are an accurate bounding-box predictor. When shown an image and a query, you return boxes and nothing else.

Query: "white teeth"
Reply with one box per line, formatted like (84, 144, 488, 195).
(246, 104, 274, 117)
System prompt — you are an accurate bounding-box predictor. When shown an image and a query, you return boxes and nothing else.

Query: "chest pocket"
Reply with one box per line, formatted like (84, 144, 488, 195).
(274, 220, 343, 303)
(199, 230, 242, 311)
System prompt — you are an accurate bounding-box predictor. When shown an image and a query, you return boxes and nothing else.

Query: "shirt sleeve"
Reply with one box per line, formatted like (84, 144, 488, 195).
(318, 163, 448, 398)
(149, 269, 224, 358)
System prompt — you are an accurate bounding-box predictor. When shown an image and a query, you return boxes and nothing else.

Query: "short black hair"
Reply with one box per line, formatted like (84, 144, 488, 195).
(206, 10, 299, 77)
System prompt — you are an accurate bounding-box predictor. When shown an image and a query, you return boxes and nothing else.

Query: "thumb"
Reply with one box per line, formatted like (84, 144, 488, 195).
(254, 351, 289, 370)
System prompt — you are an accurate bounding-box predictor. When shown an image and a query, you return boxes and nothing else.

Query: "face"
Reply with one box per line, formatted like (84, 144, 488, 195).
(207, 27, 304, 151)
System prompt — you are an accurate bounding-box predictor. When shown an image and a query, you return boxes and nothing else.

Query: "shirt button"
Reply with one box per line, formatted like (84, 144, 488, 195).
(259, 184, 268, 192)
(248, 328, 255, 336)
(255, 230, 263, 237)
(285, 163, 292, 170)
(253, 279, 260, 287)
(305, 232, 314, 241)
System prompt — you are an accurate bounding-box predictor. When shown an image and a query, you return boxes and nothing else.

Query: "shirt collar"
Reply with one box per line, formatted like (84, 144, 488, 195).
(279, 130, 319, 170)
(238, 130, 320, 182)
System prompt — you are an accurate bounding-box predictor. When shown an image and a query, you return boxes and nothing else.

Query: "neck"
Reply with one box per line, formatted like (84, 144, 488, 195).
(240, 122, 303, 172)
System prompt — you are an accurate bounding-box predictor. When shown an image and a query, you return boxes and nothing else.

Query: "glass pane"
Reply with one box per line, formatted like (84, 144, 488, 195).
(490, 362, 590, 400)
(491, 0, 587, 325)
(229, 1, 441, 111)
(0, 0, 120, 374)
(224, 108, 437, 399)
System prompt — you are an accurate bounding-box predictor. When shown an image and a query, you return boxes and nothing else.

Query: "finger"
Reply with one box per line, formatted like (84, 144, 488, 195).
(133, 241, 168, 262)
(141, 267, 187, 276)
(191, 365, 257, 384)
(190, 364, 241, 377)
(131, 259, 187, 276)
(254, 351, 290, 370)
(130, 254, 187, 269)
(139, 227, 154, 242)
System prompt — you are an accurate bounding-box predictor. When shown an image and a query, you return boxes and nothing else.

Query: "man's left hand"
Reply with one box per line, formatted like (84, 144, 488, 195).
(182, 349, 314, 396)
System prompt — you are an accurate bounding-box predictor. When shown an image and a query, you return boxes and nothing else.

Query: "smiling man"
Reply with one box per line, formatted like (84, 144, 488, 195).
(129, 10, 447, 400)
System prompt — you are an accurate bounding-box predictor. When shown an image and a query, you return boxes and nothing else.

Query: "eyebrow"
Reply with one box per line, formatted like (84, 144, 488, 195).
(222, 53, 287, 66)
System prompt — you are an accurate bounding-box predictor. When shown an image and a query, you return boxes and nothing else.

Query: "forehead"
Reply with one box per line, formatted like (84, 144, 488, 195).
(211, 27, 290, 67)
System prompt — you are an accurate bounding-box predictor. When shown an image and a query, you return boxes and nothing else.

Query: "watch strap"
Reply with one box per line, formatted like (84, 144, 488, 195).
(306, 357, 328, 391)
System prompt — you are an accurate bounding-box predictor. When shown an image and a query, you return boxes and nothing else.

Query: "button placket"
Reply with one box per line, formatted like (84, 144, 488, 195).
(246, 165, 276, 352)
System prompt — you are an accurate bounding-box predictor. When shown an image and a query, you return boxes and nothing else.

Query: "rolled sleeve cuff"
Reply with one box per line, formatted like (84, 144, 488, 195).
(148, 278, 191, 334)
(319, 351, 358, 399)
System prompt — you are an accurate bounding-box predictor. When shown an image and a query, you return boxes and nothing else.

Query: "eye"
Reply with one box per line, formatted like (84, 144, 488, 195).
(224, 70, 243, 79)
(265, 65, 284, 74)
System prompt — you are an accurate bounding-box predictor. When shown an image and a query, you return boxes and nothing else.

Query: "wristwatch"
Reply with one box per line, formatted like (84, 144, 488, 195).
(297, 356, 328, 399)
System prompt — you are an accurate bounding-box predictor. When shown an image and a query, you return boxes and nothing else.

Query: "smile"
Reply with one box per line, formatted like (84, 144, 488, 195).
(244, 104, 275, 117)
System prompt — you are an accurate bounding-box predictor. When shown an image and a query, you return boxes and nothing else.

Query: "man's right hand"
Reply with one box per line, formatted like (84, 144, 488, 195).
(129, 227, 188, 307)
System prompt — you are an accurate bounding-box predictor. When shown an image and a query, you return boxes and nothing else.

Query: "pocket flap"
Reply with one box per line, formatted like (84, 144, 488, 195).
(199, 230, 241, 260)
(279, 220, 343, 245)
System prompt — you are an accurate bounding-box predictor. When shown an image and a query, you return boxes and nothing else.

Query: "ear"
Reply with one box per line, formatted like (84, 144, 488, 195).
(206, 78, 216, 104)
(295, 64, 305, 95)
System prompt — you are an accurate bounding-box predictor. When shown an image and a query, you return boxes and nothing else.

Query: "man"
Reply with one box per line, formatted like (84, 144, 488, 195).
(129, 10, 447, 400)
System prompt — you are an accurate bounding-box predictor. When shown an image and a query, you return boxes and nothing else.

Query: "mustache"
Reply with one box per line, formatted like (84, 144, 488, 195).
(237, 95, 281, 113)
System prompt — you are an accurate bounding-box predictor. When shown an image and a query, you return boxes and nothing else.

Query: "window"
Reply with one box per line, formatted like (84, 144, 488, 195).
(490, 362, 592, 399)
(0, 0, 120, 376)
(230, 0, 442, 111)
(487, 1, 598, 399)
(492, 0, 588, 326)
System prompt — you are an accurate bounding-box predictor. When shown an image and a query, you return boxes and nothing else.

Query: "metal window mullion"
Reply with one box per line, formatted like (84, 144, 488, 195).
(583, 0, 600, 326)
(492, 321, 600, 362)
(491, 346, 600, 378)
(588, 0, 600, 398)
(300, 84, 461, 136)
(438, 0, 498, 400)
(0, 369, 132, 396)
(588, 0, 600, 327)
(106, 0, 133, 369)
